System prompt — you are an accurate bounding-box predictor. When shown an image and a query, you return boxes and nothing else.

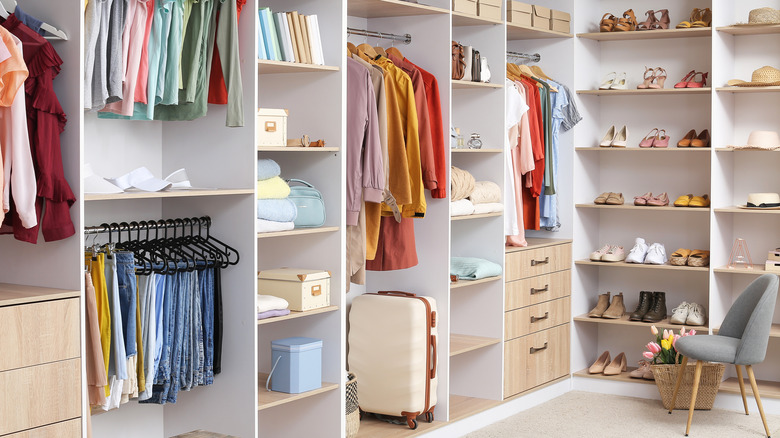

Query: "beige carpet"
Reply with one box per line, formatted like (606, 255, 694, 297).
(464, 391, 780, 438)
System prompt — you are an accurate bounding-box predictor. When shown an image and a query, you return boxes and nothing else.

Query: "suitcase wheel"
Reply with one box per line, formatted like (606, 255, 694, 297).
(407, 419, 418, 430)
(425, 411, 434, 423)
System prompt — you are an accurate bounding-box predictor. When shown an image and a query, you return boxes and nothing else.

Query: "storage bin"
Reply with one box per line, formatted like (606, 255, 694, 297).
(258, 268, 331, 311)
(270, 337, 323, 394)
(257, 108, 288, 147)
(507, 1, 532, 26)
(452, 0, 477, 15)
(531, 5, 551, 30)
(477, 0, 501, 20)
(551, 9, 571, 33)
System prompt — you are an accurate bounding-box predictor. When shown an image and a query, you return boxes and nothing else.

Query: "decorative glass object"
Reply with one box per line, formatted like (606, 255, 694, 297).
(467, 133, 482, 149)
(728, 238, 754, 269)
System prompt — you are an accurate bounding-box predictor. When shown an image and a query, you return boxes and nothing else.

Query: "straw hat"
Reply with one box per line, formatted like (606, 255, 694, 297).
(727, 66, 780, 87)
(730, 130, 780, 150)
(734, 7, 780, 26)
(739, 193, 780, 210)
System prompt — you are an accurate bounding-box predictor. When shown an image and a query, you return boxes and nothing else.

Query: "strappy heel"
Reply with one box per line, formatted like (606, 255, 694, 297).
(653, 129, 669, 148)
(636, 10, 657, 31)
(691, 8, 712, 27)
(639, 128, 660, 148)
(652, 9, 670, 29)
(614, 9, 637, 32)
(687, 71, 708, 88)
(600, 13, 617, 32)
(676, 8, 700, 29)
(649, 67, 667, 89)
(675, 70, 696, 88)
(637, 67, 654, 89)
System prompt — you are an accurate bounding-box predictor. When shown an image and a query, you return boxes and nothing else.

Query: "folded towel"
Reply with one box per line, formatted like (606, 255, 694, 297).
(257, 218, 294, 233)
(257, 294, 290, 313)
(451, 199, 475, 217)
(258, 158, 281, 180)
(450, 166, 475, 202)
(473, 202, 504, 215)
(450, 257, 503, 280)
(258, 198, 298, 222)
(469, 181, 501, 204)
(257, 176, 291, 199)
(258, 309, 291, 320)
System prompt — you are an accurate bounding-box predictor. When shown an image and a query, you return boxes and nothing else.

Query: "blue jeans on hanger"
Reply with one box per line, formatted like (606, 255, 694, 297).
(137, 274, 156, 401)
(190, 267, 204, 387)
(153, 273, 166, 374)
(115, 252, 137, 357)
(200, 266, 214, 385)
(105, 255, 128, 381)
(180, 269, 192, 392)
(167, 266, 189, 403)
(142, 266, 177, 405)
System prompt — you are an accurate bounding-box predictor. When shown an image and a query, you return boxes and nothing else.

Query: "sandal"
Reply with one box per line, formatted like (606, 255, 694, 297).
(600, 13, 617, 32)
(637, 67, 655, 89)
(687, 250, 710, 267)
(634, 192, 652, 206)
(670, 248, 692, 266)
(594, 192, 611, 204)
(653, 129, 669, 148)
(646, 192, 669, 206)
(689, 194, 710, 208)
(676, 8, 701, 29)
(674, 70, 696, 88)
(687, 71, 708, 88)
(691, 8, 711, 27)
(614, 9, 637, 32)
(639, 128, 659, 148)
(677, 130, 696, 147)
(636, 10, 658, 31)
(648, 67, 667, 89)
(605, 192, 624, 205)
(674, 194, 693, 207)
(651, 9, 670, 30)
(691, 129, 710, 147)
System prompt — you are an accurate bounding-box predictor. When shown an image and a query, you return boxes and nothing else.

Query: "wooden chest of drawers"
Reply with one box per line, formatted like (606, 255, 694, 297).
(504, 239, 571, 398)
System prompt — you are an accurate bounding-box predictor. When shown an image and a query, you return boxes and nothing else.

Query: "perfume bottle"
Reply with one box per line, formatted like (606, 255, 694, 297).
(468, 133, 482, 149)
(456, 128, 464, 149)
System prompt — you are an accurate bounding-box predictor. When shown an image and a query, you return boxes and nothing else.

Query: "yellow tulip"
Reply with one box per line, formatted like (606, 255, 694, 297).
(661, 339, 672, 350)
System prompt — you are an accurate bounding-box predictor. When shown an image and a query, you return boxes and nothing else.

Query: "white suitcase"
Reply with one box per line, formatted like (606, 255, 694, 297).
(348, 291, 438, 429)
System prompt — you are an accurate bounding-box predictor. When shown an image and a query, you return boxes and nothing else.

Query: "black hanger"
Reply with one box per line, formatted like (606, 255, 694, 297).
(200, 216, 240, 267)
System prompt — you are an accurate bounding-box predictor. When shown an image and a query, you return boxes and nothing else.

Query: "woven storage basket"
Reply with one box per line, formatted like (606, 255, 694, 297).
(346, 373, 360, 438)
(652, 363, 725, 410)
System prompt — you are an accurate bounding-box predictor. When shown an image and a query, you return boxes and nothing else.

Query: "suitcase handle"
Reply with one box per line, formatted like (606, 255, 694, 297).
(378, 291, 417, 297)
(430, 335, 437, 379)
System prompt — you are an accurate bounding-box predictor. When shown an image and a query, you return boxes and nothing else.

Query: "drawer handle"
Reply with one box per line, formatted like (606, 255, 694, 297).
(530, 284, 549, 295)
(530, 257, 549, 267)
(529, 342, 548, 354)
(530, 312, 549, 323)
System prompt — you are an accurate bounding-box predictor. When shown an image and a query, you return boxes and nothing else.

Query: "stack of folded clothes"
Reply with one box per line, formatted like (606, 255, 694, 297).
(450, 256, 503, 281)
(257, 159, 297, 233)
(257, 294, 290, 320)
(450, 166, 504, 217)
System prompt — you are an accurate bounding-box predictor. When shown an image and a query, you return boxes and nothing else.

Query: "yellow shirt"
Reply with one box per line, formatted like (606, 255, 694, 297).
(87, 252, 111, 396)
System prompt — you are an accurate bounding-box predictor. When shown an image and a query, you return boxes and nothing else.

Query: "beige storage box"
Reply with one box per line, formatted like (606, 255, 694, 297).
(477, 0, 501, 20)
(507, 1, 532, 26)
(257, 108, 288, 147)
(531, 5, 551, 30)
(258, 268, 330, 311)
(452, 0, 477, 15)
(551, 9, 571, 33)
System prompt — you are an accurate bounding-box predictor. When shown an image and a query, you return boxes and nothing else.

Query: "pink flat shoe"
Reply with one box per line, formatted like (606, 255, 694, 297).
(639, 128, 659, 148)
(646, 192, 669, 206)
(634, 192, 652, 206)
(653, 129, 669, 148)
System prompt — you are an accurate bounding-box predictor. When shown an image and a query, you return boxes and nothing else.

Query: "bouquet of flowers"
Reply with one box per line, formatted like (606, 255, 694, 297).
(643, 325, 696, 365)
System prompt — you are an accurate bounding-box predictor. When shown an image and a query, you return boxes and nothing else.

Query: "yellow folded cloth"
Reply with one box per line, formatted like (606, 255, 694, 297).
(257, 176, 291, 199)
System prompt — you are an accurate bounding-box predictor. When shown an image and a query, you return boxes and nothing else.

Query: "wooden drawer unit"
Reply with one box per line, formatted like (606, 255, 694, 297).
(505, 296, 570, 340)
(505, 242, 571, 281)
(0, 298, 80, 372)
(5, 419, 81, 438)
(505, 270, 571, 311)
(503, 323, 570, 397)
(0, 359, 82, 435)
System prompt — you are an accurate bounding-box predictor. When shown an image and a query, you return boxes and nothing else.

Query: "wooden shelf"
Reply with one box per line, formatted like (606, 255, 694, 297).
(714, 207, 780, 215)
(450, 275, 501, 289)
(576, 147, 711, 152)
(449, 395, 502, 421)
(347, 0, 448, 18)
(85, 188, 254, 201)
(578, 27, 711, 41)
(451, 148, 502, 153)
(716, 147, 780, 152)
(257, 306, 339, 325)
(257, 226, 339, 239)
(507, 22, 572, 40)
(0, 283, 80, 307)
(720, 377, 780, 400)
(713, 323, 780, 338)
(576, 204, 710, 212)
(718, 24, 780, 35)
(573, 367, 654, 385)
(450, 334, 501, 357)
(355, 415, 443, 437)
(452, 79, 502, 89)
(258, 147, 340, 152)
(452, 11, 502, 26)
(713, 265, 768, 275)
(716, 86, 780, 93)
(509, 237, 573, 252)
(257, 375, 338, 411)
(451, 212, 502, 221)
(577, 88, 711, 96)
(257, 59, 339, 74)
(574, 313, 709, 331)
(575, 260, 709, 272)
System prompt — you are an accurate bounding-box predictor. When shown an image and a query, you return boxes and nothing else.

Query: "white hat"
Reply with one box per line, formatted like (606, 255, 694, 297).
(107, 167, 172, 192)
(83, 163, 124, 194)
(739, 193, 780, 210)
(730, 131, 780, 150)
(164, 168, 212, 190)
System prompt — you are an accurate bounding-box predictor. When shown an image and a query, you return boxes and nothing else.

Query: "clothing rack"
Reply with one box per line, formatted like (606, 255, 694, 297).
(347, 27, 411, 45)
(84, 216, 215, 235)
(507, 51, 541, 63)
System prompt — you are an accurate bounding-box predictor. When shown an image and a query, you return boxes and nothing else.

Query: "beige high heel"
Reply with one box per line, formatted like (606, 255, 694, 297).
(589, 351, 611, 374)
(649, 67, 667, 89)
(637, 67, 654, 89)
(603, 352, 627, 375)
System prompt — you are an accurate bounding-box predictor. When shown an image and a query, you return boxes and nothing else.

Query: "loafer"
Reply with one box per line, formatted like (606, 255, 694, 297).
(601, 245, 626, 262)
(646, 192, 669, 206)
(625, 238, 649, 263)
(634, 192, 652, 206)
(594, 192, 611, 204)
(686, 302, 706, 326)
(674, 194, 693, 207)
(670, 301, 691, 324)
(689, 194, 710, 207)
(605, 192, 624, 205)
(590, 244, 612, 261)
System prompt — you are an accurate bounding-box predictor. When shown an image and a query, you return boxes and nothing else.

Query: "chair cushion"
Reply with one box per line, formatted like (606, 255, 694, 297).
(675, 335, 740, 364)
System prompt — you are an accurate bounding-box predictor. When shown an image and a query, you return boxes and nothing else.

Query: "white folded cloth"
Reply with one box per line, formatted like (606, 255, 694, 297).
(473, 202, 504, 214)
(451, 199, 475, 216)
(257, 294, 289, 313)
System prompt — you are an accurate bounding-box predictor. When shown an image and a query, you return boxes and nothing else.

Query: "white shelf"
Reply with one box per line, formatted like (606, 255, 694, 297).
(451, 212, 502, 221)
(347, 0, 448, 18)
(507, 22, 572, 40)
(714, 207, 780, 215)
(576, 204, 710, 212)
(577, 88, 712, 96)
(716, 147, 780, 152)
(717, 24, 780, 35)
(257, 59, 339, 74)
(713, 265, 769, 275)
(257, 226, 339, 239)
(575, 260, 709, 272)
(577, 28, 711, 41)
(451, 11, 502, 26)
(576, 147, 711, 152)
(85, 188, 254, 201)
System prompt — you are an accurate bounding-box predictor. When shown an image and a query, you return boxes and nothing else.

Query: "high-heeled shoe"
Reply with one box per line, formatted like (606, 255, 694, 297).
(687, 71, 708, 88)
(691, 8, 711, 27)
(610, 72, 627, 90)
(599, 125, 616, 147)
(648, 67, 667, 89)
(676, 8, 701, 29)
(636, 10, 658, 31)
(603, 352, 627, 376)
(677, 129, 696, 147)
(639, 128, 659, 147)
(637, 67, 655, 89)
(653, 129, 669, 148)
(589, 350, 611, 374)
(599, 72, 617, 90)
(675, 70, 696, 88)
(691, 129, 710, 147)
(652, 9, 670, 29)
(600, 13, 617, 32)
(614, 9, 637, 32)
(611, 125, 628, 147)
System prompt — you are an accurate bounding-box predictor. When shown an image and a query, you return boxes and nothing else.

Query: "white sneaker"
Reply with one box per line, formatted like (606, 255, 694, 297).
(645, 243, 667, 265)
(686, 303, 706, 326)
(670, 301, 691, 324)
(625, 238, 649, 264)
(590, 244, 611, 261)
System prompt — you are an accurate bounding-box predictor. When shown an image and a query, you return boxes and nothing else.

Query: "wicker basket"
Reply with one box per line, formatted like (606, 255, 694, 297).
(346, 373, 360, 438)
(651, 363, 725, 410)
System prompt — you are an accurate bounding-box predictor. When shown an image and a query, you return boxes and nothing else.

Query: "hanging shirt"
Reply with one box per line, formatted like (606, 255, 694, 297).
(504, 79, 530, 245)
(161, 0, 184, 104)
(133, 0, 156, 104)
(540, 79, 568, 230)
(83, 0, 104, 111)
(519, 78, 543, 231)
(207, 0, 245, 104)
(106, 0, 127, 104)
(13, 5, 43, 36)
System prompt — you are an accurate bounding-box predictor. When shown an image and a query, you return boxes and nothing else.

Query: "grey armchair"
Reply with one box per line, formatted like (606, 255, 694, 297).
(670, 274, 779, 437)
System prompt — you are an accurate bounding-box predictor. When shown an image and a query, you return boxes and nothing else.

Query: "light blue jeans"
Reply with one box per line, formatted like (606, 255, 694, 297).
(137, 274, 156, 401)
(105, 255, 128, 381)
(115, 252, 137, 357)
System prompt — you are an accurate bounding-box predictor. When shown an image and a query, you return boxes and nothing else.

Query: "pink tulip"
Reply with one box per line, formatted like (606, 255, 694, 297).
(651, 325, 658, 335)
(663, 329, 670, 340)
(680, 327, 686, 336)
(672, 334, 681, 347)
(647, 342, 661, 354)
(643, 351, 655, 360)
(689, 329, 697, 336)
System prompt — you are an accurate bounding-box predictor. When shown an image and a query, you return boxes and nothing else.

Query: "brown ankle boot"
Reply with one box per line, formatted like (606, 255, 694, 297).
(602, 292, 625, 319)
(588, 292, 611, 317)
(629, 291, 653, 321)
(642, 291, 667, 323)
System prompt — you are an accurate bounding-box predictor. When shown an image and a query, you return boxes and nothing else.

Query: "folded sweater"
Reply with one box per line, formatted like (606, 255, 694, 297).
(451, 199, 475, 217)
(469, 181, 501, 204)
(257, 294, 289, 313)
(257, 218, 294, 233)
(450, 257, 503, 280)
(258, 158, 281, 180)
(258, 309, 291, 320)
(473, 202, 504, 215)
(257, 176, 291, 199)
(257, 198, 298, 222)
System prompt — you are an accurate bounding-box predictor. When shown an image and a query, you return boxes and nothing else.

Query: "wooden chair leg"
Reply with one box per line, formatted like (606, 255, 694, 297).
(735, 364, 750, 415)
(746, 365, 772, 438)
(669, 355, 689, 413)
(685, 360, 703, 437)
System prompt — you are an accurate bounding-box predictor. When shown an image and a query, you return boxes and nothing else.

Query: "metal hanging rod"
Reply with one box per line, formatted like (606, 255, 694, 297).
(507, 51, 541, 63)
(347, 27, 411, 45)
(84, 216, 213, 235)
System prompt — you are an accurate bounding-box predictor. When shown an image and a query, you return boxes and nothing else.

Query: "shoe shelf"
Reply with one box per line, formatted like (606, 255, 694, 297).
(257, 226, 340, 239)
(507, 22, 572, 40)
(715, 86, 780, 94)
(714, 207, 780, 215)
(717, 24, 780, 36)
(720, 378, 780, 400)
(449, 395, 502, 422)
(451, 11, 502, 26)
(450, 334, 501, 357)
(355, 413, 443, 437)
(256, 305, 339, 326)
(257, 146, 340, 152)
(452, 79, 503, 89)
(452, 148, 502, 154)
(573, 367, 654, 385)
(713, 265, 768, 275)
(257, 59, 340, 75)
(575, 260, 709, 273)
(257, 375, 339, 411)
(716, 147, 780, 152)
(451, 212, 503, 221)
(84, 188, 254, 202)
(577, 88, 711, 96)
(450, 275, 501, 289)
(347, 0, 448, 18)
(713, 323, 780, 338)
(576, 204, 710, 213)
(573, 313, 709, 331)
(577, 27, 711, 42)
(576, 147, 711, 153)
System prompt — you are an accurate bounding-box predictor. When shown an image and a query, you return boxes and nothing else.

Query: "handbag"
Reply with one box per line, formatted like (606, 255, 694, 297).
(287, 179, 326, 228)
(451, 41, 465, 80)
(480, 56, 491, 83)
(471, 49, 481, 82)
(462, 45, 473, 81)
